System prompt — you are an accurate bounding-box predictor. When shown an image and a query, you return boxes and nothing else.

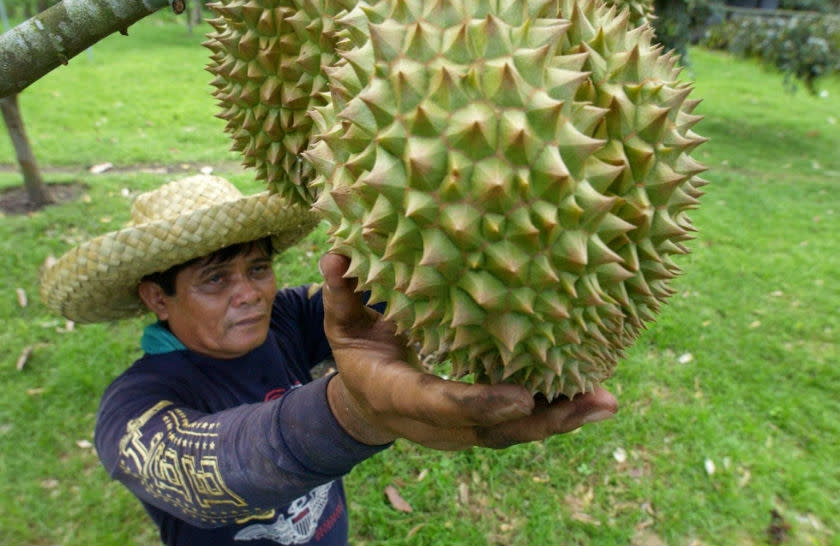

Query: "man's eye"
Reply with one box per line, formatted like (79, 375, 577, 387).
(206, 274, 224, 284)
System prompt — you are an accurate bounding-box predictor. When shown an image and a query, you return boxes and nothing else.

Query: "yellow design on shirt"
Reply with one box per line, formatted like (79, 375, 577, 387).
(118, 401, 255, 524)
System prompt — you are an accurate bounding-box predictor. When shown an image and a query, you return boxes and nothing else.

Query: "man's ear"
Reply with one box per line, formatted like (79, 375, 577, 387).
(138, 281, 171, 321)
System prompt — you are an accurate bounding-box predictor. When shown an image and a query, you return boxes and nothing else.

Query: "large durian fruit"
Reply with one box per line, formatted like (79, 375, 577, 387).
(305, 0, 708, 400)
(204, 0, 354, 204)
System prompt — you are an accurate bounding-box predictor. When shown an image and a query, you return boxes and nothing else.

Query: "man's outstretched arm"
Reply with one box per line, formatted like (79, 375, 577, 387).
(319, 252, 618, 451)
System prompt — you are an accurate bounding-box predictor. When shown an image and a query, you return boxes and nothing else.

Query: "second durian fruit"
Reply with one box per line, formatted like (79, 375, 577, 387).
(204, 0, 354, 204)
(603, 0, 656, 28)
(306, 0, 707, 400)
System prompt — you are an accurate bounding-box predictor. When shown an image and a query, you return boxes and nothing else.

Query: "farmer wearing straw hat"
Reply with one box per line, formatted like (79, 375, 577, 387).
(40, 175, 617, 546)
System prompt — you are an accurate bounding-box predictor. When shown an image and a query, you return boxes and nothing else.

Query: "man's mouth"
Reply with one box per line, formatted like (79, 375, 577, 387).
(234, 314, 265, 327)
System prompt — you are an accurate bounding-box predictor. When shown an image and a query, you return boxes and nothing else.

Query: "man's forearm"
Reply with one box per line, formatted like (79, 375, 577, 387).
(97, 375, 389, 526)
(326, 373, 396, 446)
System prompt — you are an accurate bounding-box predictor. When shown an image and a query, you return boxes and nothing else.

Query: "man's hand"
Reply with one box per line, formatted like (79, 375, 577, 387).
(320, 252, 618, 450)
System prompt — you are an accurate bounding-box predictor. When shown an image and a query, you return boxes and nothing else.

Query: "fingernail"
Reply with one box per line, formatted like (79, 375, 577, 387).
(582, 409, 615, 425)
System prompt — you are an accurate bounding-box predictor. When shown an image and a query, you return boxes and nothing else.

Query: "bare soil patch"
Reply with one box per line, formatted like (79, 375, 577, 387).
(0, 182, 87, 215)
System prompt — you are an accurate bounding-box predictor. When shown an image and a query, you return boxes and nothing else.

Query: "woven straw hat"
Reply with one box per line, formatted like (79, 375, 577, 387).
(40, 175, 320, 323)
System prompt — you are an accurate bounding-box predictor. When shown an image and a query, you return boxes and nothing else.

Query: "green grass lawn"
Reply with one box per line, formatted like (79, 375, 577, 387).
(2, 13, 839, 546)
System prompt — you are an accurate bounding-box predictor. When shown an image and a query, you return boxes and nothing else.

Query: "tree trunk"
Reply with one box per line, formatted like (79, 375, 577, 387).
(0, 0, 172, 98)
(185, 2, 193, 33)
(0, 94, 52, 206)
(0, 0, 10, 29)
(186, 0, 202, 34)
(192, 0, 202, 27)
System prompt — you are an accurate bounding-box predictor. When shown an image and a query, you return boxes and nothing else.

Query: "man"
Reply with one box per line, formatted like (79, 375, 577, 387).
(40, 175, 617, 546)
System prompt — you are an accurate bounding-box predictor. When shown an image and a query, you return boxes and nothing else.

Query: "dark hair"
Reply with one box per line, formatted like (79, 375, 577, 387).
(141, 237, 275, 296)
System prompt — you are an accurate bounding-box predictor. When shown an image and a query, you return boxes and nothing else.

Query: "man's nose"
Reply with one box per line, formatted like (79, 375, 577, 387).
(231, 274, 261, 306)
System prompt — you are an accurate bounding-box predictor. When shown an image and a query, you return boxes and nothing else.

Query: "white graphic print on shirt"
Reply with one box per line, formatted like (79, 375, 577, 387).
(234, 481, 333, 544)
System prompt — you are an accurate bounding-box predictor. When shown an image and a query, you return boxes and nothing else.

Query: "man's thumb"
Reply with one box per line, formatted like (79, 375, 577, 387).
(319, 252, 351, 291)
(319, 253, 365, 322)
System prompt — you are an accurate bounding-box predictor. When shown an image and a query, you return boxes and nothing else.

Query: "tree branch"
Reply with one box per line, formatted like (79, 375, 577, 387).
(0, 0, 174, 98)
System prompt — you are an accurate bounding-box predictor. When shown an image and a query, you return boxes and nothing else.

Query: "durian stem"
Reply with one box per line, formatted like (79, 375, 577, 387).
(0, 0, 173, 98)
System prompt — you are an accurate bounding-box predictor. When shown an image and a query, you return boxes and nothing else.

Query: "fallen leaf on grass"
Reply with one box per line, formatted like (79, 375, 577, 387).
(628, 466, 649, 479)
(16, 288, 27, 308)
(89, 162, 113, 174)
(704, 458, 715, 475)
(16, 346, 34, 371)
(77, 439, 93, 449)
(564, 484, 594, 516)
(571, 512, 601, 526)
(738, 469, 751, 488)
(405, 524, 425, 540)
(678, 352, 694, 364)
(384, 484, 412, 513)
(416, 468, 428, 482)
(767, 509, 791, 545)
(458, 482, 469, 505)
(40, 478, 59, 490)
(631, 527, 666, 546)
(613, 447, 627, 463)
(796, 513, 824, 532)
(57, 320, 75, 333)
(26, 388, 46, 396)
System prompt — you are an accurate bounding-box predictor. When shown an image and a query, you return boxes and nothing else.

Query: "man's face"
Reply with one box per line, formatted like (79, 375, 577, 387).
(156, 245, 277, 359)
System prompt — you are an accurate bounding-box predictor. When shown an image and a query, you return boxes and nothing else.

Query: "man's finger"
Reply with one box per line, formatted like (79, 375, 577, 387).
(363, 369, 536, 427)
(319, 253, 370, 327)
(475, 387, 618, 448)
(372, 387, 616, 450)
(319, 252, 353, 292)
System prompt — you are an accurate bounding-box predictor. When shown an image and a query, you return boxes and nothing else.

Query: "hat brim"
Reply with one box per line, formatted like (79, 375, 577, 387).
(40, 191, 320, 323)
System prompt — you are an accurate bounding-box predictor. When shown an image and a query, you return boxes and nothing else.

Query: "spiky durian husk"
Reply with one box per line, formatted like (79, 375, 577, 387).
(204, 0, 355, 205)
(306, 0, 707, 400)
(601, 0, 656, 28)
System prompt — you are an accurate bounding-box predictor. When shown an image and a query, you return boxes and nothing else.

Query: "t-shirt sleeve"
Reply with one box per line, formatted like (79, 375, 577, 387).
(270, 285, 388, 372)
(95, 363, 387, 529)
(271, 285, 332, 368)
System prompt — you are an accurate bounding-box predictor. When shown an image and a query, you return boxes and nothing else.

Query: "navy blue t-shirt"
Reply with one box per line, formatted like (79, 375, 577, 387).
(95, 285, 389, 546)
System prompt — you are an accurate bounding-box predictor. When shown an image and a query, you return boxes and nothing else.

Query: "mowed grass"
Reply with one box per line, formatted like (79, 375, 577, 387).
(2, 14, 840, 546)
